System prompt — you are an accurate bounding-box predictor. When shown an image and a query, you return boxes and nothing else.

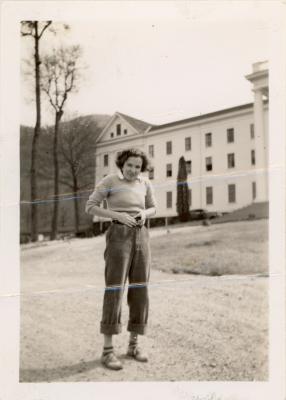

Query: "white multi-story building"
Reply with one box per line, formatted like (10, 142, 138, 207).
(93, 61, 268, 220)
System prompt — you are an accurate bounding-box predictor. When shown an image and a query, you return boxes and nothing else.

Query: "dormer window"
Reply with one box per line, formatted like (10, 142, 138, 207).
(116, 124, 121, 136)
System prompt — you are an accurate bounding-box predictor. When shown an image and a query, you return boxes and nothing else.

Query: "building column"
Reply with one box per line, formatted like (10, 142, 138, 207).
(245, 61, 268, 203)
(254, 89, 264, 144)
(254, 88, 268, 200)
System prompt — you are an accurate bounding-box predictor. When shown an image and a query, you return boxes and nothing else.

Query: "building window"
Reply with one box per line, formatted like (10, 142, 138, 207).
(124, 129, 127, 135)
(205, 157, 212, 171)
(116, 124, 121, 136)
(251, 150, 256, 165)
(250, 123, 255, 139)
(166, 141, 172, 155)
(188, 188, 192, 206)
(104, 154, 109, 167)
(166, 163, 172, 177)
(148, 167, 154, 180)
(228, 184, 236, 203)
(166, 191, 172, 208)
(206, 186, 213, 205)
(227, 128, 234, 143)
(110, 132, 114, 138)
(185, 137, 191, 151)
(227, 153, 235, 168)
(252, 181, 256, 200)
(205, 133, 212, 147)
(103, 199, 108, 209)
(149, 144, 154, 158)
(186, 160, 192, 174)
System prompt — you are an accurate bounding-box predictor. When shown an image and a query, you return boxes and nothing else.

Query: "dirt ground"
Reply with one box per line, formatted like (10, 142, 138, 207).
(20, 223, 268, 382)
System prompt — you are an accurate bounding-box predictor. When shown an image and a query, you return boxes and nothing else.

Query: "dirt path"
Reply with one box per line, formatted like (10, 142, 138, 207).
(20, 232, 268, 382)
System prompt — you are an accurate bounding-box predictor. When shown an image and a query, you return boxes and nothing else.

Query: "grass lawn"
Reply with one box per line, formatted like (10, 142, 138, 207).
(150, 219, 268, 276)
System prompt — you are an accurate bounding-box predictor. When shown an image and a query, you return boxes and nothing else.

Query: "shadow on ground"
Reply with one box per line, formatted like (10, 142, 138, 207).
(20, 358, 102, 382)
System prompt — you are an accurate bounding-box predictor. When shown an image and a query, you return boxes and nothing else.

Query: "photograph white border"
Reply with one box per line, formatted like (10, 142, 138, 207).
(0, 1, 285, 399)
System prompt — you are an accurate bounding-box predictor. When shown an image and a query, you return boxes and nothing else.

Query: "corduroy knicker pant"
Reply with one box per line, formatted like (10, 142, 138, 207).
(100, 222, 151, 335)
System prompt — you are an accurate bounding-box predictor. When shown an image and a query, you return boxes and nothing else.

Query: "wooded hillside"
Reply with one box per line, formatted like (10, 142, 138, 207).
(20, 114, 110, 238)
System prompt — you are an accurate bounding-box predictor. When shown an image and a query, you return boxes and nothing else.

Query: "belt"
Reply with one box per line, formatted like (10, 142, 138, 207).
(112, 220, 145, 227)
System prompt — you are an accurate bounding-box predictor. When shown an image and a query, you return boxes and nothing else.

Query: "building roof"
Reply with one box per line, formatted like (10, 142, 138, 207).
(98, 100, 268, 144)
(148, 103, 256, 132)
(116, 112, 154, 133)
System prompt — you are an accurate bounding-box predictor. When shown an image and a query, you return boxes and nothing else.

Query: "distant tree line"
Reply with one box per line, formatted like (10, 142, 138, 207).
(20, 116, 105, 241)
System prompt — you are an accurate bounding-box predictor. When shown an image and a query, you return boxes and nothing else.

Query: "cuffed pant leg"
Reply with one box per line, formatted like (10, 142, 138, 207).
(100, 288, 124, 335)
(127, 226, 151, 335)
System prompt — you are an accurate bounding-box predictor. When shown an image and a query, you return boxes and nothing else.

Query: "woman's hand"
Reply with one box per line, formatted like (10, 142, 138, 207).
(115, 212, 137, 227)
(134, 210, 146, 226)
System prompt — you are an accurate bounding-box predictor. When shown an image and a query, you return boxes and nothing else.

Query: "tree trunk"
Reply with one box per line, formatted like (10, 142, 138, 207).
(50, 110, 63, 240)
(73, 175, 80, 235)
(30, 22, 41, 242)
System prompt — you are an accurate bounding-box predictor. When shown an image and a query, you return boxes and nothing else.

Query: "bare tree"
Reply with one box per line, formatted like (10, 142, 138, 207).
(35, 116, 102, 236)
(21, 21, 52, 242)
(58, 117, 100, 234)
(41, 45, 82, 240)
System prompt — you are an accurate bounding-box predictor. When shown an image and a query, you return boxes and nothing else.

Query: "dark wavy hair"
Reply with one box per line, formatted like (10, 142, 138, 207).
(115, 148, 150, 173)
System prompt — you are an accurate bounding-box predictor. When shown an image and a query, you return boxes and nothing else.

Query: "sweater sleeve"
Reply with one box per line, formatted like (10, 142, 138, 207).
(85, 175, 112, 215)
(145, 178, 157, 210)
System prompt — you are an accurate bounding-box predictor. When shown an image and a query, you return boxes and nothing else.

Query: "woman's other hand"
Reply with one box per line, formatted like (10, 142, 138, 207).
(115, 213, 137, 227)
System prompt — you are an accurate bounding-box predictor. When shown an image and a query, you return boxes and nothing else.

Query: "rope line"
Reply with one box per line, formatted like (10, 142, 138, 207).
(16, 165, 277, 206)
(0, 273, 273, 299)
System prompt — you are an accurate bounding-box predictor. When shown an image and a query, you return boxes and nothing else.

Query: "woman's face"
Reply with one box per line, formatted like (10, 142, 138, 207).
(122, 156, 143, 181)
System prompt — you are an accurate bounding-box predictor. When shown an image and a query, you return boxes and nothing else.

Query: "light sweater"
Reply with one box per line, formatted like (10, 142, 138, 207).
(85, 171, 156, 215)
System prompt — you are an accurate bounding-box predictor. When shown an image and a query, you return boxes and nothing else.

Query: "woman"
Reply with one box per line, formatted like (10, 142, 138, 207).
(85, 148, 156, 370)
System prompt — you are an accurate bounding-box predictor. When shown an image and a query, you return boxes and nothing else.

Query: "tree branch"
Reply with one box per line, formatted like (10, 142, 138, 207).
(42, 85, 57, 112)
(38, 21, 52, 39)
(59, 143, 73, 167)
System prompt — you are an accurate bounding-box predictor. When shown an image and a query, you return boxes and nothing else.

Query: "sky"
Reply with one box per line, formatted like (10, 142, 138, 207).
(20, 1, 272, 127)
